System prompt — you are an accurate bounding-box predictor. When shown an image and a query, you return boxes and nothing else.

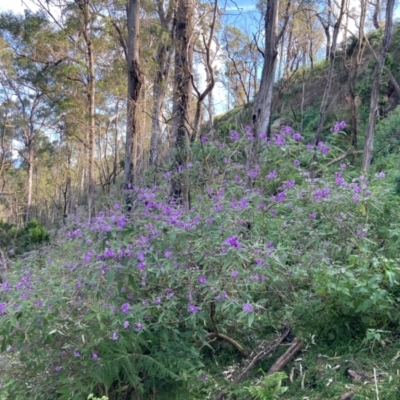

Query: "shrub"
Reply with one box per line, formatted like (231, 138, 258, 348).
(1, 124, 399, 399)
(0, 219, 50, 255)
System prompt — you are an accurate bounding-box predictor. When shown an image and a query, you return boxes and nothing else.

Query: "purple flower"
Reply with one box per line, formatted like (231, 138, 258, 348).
(292, 133, 303, 141)
(306, 143, 314, 150)
(188, 304, 199, 313)
(308, 212, 317, 220)
(55, 366, 62, 372)
(92, 352, 99, 360)
(284, 180, 295, 188)
(340, 163, 347, 169)
(154, 297, 161, 304)
(1, 282, 10, 292)
(293, 159, 300, 167)
(266, 170, 277, 180)
(376, 172, 385, 179)
(231, 270, 239, 277)
(0, 302, 8, 315)
(215, 291, 227, 301)
(229, 130, 240, 141)
(317, 141, 330, 154)
(274, 134, 286, 147)
(133, 322, 143, 332)
(271, 191, 286, 202)
(243, 302, 253, 313)
(331, 120, 346, 132)
(200, 374, 208, 381)
(248, 168, 259, 179)
(353, 184, 361, 193)
(113, 203, 121, 210)
(321, 146, 330, 154)
(112, 331, 119, 341)
(201, 136, 208, 143)
(224, 236, 242, 248)
(198, 276, 207, 284)
(164, 250, 172, 259)
(281, 126, 293, 135)
(353, 194, 359, 202)
(335, 175, 344, 185)
(123, 321, 130, 329)
(314, 188, 329, 201)
(73, 351, 80, 357)
(121, 303, 130, 314)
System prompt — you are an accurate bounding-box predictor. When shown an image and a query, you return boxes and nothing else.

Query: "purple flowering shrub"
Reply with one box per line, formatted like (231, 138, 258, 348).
(1, 124, 400, 398)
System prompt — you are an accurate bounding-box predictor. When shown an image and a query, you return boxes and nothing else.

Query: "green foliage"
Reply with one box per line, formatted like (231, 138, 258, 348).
(216, 122, 238, 140)
(245, 372, 288, 400)
(0, 219, 50, 255)
(374, 105, 400, 157)
(88, 395, 108, 400)
(1, 126, 400, 399)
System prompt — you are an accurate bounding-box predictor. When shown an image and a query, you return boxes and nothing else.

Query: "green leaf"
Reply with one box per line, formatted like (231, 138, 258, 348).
(247, 312, 254, 328)
(106, 270, 115, 286)
(128, 274, 138, 290)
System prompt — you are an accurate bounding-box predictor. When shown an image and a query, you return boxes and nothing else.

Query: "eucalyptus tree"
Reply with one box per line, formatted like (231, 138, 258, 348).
(29, 0, 104, 220)
(124, 0, 143, 201)
(149, 0, 176, 166)
(221, 26, 255, 107)
(246, 0, 291, 189)
(0, 11, 58, 224)
(170, 0, 195, 206)
(190, 0, 218, 142)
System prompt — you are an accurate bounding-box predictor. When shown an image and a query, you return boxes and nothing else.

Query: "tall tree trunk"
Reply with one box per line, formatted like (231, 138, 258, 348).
(248, 0, 280, 189)
(25, 142, 34, 224)
(248, 0, 291, 189)
(347, 0, 367, 148)
(76, 0, 96, 220)
(251, 0, 280, 138)
(313, 0, 347, 147)
(149, 0, 176, 166)
(362, 0, 395, 172)
(170, 0, 195, 207)
(149, 42, 172, 165)
(87, 26, 95, 221)
(124, 0, 143, 205)
(113, 107, 120, 185)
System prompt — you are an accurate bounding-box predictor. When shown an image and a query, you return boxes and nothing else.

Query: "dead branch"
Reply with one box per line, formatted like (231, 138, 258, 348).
(213, 327, 290, 400)
(339, 391, 355, 400)
(267, 337, 302, 374)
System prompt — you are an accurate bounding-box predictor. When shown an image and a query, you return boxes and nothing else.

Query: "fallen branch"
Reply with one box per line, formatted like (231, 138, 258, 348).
(205, 332, 248, 356)
(339, 391, 355, 400)
(325, 150, 364, 167)
(314, 149, 364, 176)
(213, 327, 290, 400)
(267, 338, 302, 375)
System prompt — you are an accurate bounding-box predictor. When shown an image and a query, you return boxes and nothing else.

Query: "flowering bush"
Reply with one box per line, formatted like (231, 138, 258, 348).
(1, 124, 400, 399)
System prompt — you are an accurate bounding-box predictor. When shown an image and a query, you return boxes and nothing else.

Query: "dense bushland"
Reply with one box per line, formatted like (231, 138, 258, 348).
(0, 219, 50, 255)
(1, 124, 400, 399)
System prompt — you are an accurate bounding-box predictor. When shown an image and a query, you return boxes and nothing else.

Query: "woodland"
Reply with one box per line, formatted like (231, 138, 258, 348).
(1, 0, 400, 399)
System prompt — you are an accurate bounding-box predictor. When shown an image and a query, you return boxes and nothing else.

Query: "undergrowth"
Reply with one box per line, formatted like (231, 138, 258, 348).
(1, 124, 400, 399)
